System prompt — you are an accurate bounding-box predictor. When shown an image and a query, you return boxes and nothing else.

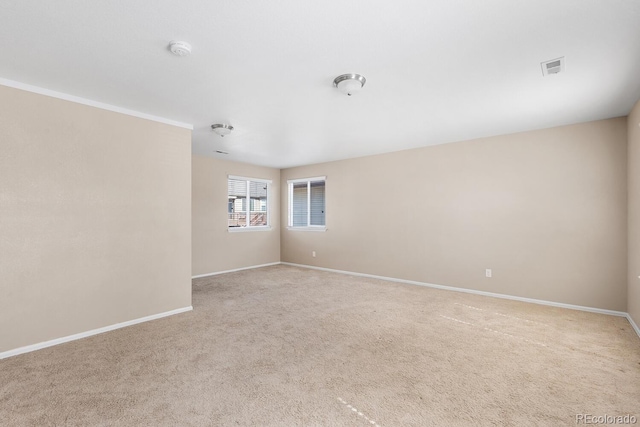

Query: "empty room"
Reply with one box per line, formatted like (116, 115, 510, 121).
(1, 1, 639, 426)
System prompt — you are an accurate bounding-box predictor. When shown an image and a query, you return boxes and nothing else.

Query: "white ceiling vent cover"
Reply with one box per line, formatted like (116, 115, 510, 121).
(541, 57, 565, 76)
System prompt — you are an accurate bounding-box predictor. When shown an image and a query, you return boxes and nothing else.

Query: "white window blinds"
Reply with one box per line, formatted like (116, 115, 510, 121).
(292, 182, 308, 226)
(288, 177, 326, 228)
(310, 181, 325, 226)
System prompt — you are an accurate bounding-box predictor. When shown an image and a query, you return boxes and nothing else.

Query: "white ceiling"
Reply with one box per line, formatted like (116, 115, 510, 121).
(1, 0, 640, 168)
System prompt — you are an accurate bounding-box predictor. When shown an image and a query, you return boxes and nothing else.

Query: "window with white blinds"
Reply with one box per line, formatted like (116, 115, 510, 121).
(287, 177, 326, 230)
(228, 175, 271, 231)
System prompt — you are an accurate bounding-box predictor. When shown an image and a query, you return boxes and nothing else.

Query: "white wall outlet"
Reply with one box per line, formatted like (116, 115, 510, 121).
(312, 251, 316, 257)
(485, 269, 492, 278)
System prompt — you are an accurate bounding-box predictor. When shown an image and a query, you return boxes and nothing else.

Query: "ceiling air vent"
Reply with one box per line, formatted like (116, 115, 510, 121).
(541, 57, 564, 76)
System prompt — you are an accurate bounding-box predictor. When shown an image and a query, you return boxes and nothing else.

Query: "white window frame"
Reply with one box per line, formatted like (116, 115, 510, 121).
(287, 176, 327, 231)
(228, 175, 272, 232)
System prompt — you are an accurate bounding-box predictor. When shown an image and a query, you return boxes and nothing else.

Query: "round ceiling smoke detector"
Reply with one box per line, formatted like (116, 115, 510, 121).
(169, 41, 192, 57)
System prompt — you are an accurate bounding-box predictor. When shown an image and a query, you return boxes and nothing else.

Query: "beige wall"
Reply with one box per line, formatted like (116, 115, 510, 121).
(281, 118, 628, 311)
(0, 85, 192, 353)
(629, 99, 640, 326)
(192, 155, 280, 276)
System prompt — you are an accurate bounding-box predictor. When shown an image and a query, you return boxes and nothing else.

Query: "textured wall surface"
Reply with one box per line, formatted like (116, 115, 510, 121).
(192, 155, 280, 276)
(281, 118, 628, 311)
(0, 85, 192, 353)
(628, 98, 640, 326)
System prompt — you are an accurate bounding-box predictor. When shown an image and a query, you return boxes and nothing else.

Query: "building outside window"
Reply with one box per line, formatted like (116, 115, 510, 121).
(287, 176, 326, 230)
(228, 176, 271, 231)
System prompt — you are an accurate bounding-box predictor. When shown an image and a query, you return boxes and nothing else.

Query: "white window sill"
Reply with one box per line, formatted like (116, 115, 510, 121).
(287, 226, 327, 232)
(228, 226, 272, 233)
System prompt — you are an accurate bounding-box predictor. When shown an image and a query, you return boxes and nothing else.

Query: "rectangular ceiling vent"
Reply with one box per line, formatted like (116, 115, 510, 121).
(541, 57, 565, 76)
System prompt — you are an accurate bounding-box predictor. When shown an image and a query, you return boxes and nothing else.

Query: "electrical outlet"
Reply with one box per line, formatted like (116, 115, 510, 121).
(485, 269, 492, 278)
(312, 251, 316, 258)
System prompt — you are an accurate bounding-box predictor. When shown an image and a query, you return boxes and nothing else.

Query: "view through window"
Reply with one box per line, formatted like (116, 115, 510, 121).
(228, 176, 270, 229)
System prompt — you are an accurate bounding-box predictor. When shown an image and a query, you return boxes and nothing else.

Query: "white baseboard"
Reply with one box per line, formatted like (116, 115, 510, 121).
(627, 314, 640, 339)
(0, 306, 193, 360)
(281, 262, 630, 318)
(192, 262, 281, 279)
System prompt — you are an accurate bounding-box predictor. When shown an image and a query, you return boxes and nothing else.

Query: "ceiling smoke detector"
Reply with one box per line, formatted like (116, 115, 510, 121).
(211, 124, 234, 137)
(169, 41, 192, 57)
(541, 57, 564, 76)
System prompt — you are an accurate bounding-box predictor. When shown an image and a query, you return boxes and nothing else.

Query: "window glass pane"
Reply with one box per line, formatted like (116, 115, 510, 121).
(249, 181, 268, 226)
(310, 181, 325, 226)
(228, 179, 247, 227)
(292, 182, 308, 226)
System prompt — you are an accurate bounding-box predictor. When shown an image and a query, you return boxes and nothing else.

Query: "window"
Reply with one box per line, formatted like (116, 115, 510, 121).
(228, 175, 271, 231)
(288, 176, 326, 230)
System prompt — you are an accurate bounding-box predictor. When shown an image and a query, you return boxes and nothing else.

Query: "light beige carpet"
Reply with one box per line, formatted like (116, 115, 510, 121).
(1, 265, 639, 426)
